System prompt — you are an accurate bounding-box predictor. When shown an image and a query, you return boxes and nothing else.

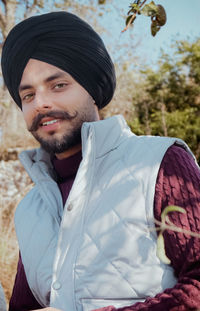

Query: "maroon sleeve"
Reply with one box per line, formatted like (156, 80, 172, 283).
(93, 145, 200, 311)
(9, 253, 43, 311)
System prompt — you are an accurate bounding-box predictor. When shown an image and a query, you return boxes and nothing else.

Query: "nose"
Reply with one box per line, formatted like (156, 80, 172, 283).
(34, 92, 52, 112)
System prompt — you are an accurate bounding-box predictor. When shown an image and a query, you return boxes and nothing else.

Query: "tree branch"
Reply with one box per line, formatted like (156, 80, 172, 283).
(1, 0, 7, 6)
(24, 0, 40, 18)
(122, 0, 148, 32)
(0, 4, 6, 29)
(153, 218, 200, 238)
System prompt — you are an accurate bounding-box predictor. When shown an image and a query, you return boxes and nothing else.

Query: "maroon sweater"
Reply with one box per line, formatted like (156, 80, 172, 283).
(9, 145, 200, 311)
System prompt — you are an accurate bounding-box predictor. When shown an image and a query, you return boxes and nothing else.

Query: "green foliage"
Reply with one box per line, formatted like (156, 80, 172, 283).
(151, 108, 200, 147)
(176, 39, 200, 83)
(124, 1, 167, 36)
(141, 1, 158, 16)
(128, 38, 200, 163)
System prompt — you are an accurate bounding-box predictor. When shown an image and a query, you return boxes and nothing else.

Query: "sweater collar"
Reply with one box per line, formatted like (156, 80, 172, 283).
(52, 151, 82, 180)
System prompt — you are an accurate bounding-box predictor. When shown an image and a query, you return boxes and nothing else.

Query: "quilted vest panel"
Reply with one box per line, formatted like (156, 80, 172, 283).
(50, 134, 181, 311)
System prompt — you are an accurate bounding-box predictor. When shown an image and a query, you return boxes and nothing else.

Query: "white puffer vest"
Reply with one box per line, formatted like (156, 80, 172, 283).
(0, 283, 6, 311)
(15, 115, 192, 311)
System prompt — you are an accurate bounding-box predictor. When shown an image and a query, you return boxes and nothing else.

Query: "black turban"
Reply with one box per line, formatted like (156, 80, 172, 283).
(1, 11, 116, 109)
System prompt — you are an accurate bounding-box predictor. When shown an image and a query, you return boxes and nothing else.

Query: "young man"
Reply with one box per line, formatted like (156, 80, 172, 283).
(1, 11, 200, 311)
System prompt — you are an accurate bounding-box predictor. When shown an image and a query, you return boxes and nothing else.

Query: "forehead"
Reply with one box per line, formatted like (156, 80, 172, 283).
(20, 59, 72, 86)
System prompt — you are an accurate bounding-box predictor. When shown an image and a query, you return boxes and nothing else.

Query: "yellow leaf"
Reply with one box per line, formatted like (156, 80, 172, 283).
(161, 205, 186, 223)
(156, 233, 171, 264)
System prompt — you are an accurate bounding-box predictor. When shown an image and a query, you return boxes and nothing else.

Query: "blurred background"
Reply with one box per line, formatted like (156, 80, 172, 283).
(0, 0, 200, 305)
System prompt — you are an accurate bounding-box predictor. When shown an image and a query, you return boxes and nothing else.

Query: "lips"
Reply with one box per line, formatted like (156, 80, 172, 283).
(37, 117, 63, 133)
(29, 111, 78, 133)
(40, 118, 60, 127)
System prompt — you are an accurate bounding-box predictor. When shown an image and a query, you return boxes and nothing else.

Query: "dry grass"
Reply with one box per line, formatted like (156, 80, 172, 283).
(0, 172, 33, 305)
(0, 103, 39, 153)
(0, 103, 36, 304)
(0, 200, 18, 304)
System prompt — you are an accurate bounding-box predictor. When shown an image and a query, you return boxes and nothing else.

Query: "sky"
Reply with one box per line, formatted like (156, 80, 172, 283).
(100, 0, 200, 67)
(1, 0, 199, 68)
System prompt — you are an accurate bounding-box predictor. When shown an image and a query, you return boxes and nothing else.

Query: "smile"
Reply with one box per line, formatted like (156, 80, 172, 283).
(41, 119, 59, 126)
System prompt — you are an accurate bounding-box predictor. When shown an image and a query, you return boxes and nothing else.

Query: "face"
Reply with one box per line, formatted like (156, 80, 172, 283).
(19, 59, 99, 157)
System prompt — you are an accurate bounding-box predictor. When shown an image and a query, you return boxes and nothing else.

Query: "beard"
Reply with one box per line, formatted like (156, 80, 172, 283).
(28, 109, 89, 154)
(32, 125, 82, 154)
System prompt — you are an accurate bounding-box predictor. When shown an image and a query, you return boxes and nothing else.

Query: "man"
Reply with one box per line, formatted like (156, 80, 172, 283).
(1, 11, 200, 311)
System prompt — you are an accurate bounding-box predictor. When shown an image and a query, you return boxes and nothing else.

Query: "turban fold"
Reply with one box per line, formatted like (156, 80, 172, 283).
(1, 11, 116, 109)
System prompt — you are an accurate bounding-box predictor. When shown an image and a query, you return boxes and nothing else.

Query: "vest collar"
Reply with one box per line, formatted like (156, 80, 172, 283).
(19, 115, 133, 183)
(81, 114, 133, 159)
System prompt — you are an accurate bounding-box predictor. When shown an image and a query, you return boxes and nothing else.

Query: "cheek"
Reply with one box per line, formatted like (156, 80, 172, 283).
(22, 105, 34, 126)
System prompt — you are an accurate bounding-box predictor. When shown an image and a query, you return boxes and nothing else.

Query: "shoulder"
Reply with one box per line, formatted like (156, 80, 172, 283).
(121, 134, 180, 153)
(159, 144, 200, 185)
(120, 135, 182, 169)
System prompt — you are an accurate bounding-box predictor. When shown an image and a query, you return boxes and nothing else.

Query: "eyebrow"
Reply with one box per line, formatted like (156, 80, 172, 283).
(19, 72, 67, 93)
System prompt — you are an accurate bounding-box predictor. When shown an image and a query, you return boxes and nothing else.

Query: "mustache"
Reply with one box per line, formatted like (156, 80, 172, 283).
(28, 110, 78, 132)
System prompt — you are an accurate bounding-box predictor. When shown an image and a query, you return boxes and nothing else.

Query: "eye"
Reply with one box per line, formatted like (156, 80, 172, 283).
(54, 83, 67, 89)
(22, 93, 34, 102)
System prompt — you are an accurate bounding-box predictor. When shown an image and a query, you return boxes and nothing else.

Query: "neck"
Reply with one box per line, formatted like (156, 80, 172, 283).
(55, 144, 81, 160)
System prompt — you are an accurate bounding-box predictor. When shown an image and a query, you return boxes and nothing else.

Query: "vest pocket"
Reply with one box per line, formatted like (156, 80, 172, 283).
(81, 298, 145, 311)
